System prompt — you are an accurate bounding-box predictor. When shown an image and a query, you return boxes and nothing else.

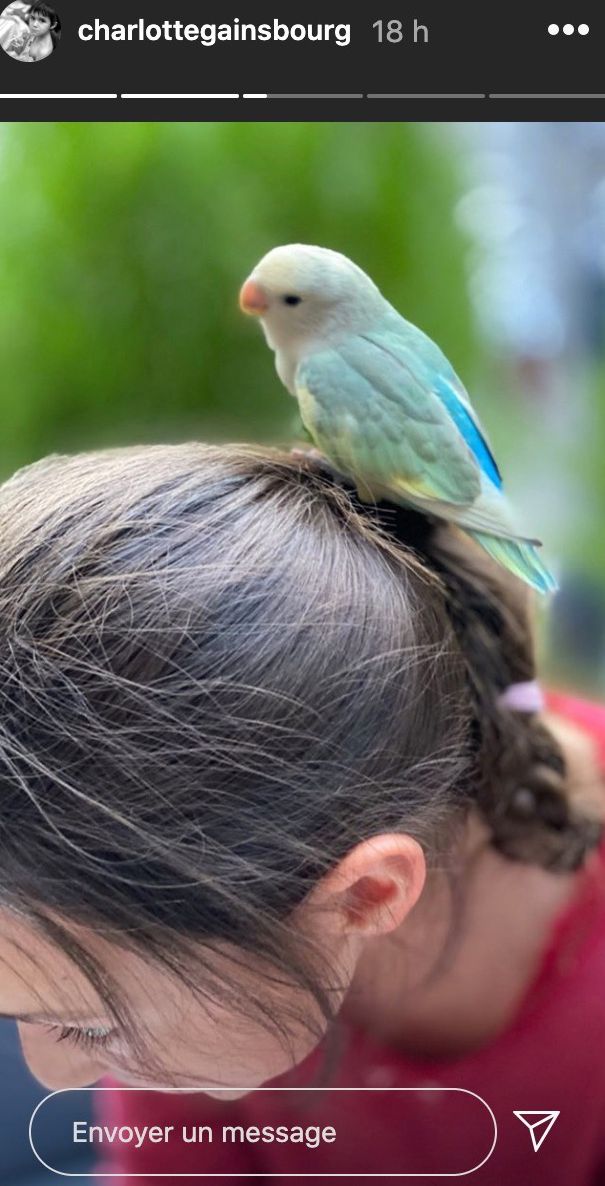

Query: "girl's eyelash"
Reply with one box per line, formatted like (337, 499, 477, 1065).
(46, 1023, 115, 1052)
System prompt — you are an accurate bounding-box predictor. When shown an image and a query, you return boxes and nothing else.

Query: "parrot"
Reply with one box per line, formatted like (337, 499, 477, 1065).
(239, 243, 557, 594)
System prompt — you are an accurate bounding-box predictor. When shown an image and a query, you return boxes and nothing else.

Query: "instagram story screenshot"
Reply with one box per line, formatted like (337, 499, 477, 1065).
(0, 3, 605, 1185)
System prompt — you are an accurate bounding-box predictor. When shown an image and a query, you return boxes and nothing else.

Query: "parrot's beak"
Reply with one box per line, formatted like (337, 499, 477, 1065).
(239, 278, 269, 316)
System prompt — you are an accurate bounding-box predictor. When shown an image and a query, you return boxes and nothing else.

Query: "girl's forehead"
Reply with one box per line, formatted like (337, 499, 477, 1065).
(0, 910, 165, 1027)
(0, 909, 107, 991)
(0, 915, 96, 1014)
(0, 908, 214, 1010)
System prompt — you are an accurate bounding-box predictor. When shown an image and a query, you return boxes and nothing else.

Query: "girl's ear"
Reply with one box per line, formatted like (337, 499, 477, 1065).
(299, 833, 427, 939)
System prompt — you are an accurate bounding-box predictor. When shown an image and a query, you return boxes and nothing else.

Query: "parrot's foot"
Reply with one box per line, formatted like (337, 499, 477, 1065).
(290, 445, 325, 464)
(289, 445, 350, 490)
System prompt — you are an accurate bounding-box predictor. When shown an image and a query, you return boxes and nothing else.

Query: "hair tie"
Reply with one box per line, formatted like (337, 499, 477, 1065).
(497, 679, 545, 714)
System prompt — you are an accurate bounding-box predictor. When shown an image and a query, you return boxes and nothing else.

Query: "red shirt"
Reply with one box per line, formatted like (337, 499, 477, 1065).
(96, 693, 605, 1185)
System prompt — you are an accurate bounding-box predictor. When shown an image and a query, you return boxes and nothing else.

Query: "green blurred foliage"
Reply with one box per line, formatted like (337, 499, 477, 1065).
(0, 121, 474, 474)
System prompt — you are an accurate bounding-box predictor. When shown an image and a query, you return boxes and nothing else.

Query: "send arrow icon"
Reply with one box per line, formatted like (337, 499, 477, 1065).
(513, 1110, 560, 1152)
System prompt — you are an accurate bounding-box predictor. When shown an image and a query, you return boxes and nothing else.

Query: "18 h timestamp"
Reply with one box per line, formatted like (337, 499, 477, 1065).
(373, 19, 429, 43)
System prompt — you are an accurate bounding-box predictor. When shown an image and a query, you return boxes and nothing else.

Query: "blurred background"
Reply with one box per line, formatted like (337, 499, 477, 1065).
(1, 121, 604, 694)
(1, 120, 604, 695)
(0, 119, 604, 1184)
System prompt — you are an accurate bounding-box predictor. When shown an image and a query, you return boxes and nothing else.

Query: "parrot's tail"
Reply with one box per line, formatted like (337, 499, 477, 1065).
(468, 530, 558, 595)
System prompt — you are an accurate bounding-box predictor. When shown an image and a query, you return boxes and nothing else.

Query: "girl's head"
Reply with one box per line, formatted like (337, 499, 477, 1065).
(0, 443, 600, 1094)
(27, 2, 59, 38)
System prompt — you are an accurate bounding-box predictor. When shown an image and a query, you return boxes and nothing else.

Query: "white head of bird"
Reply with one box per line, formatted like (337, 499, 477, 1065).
(239, 244, 387, 390)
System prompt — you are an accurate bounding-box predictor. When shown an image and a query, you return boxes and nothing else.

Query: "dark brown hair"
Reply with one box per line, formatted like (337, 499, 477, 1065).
(0, 442, 600, 1081)
(28, 2, 60, 37)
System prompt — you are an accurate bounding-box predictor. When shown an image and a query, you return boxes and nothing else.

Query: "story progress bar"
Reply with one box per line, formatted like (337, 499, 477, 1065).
(2, 93, 605, 101)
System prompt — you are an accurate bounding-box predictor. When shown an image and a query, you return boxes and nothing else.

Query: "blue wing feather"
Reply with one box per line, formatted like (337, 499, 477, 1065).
(434, 377, 502, 489)
(360, 321, 503, 490)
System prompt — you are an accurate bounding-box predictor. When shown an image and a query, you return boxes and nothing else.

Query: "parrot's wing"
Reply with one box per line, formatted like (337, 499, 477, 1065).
(296, 331, 530, 543)
(360, 330, 537, 540)
(296, 334, 488, 507)
(361, 329, 505, 490)
(400, 472, 534, 543)
(297, 343, 479, 506)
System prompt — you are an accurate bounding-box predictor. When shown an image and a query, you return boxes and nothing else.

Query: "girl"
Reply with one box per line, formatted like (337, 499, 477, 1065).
(0, 1, 60, 62)
(1, 442, 605, 1184)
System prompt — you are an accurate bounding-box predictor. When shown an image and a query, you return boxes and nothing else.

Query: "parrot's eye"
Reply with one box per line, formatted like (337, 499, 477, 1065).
(282, 294, 302, 306)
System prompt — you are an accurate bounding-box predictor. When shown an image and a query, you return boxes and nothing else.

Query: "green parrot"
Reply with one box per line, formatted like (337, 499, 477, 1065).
(239, 243, 557, 594)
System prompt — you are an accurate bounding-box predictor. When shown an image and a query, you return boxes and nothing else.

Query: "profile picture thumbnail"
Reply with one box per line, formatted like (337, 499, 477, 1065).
(0, 1, 60, 62)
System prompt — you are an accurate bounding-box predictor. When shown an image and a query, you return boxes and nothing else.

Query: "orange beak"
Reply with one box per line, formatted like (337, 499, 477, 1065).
(239, 278, 269, 316)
